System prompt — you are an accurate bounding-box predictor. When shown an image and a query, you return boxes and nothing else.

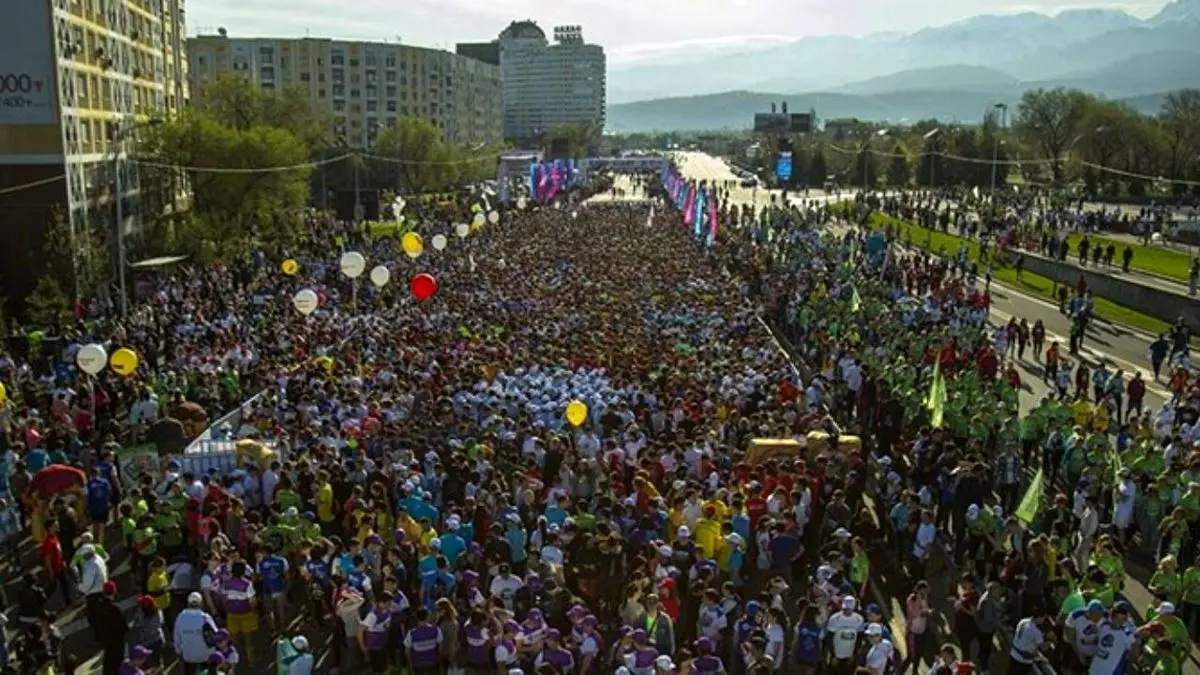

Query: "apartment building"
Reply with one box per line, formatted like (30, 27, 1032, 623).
(187, 33, 504, 148)
(0, 0, 190, 304)
(490, 21, 606, 144)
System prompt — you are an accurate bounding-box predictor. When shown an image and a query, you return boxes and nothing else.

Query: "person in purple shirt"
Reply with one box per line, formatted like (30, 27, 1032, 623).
(403, 607, 443, 675)
(462, 608, 493, 671)
(691, 636, 727, 674)
(359, 592, 392, 673)
(118, 644, 152, 675)
(534, 628, 576, 671)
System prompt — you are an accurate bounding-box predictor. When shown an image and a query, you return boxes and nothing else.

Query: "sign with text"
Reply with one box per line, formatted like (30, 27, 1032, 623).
(776, 151, 793, 181)
(0, 0, 57, 125)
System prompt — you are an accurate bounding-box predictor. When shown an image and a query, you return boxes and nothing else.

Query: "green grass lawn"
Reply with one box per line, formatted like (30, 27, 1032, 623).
(841, 204, 1187, 340)
(1058, 232, 1195, 284)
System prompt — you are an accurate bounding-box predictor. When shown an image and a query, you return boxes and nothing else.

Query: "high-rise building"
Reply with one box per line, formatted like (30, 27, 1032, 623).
(188, 33, 503, 148)
(487, 21, 606, 144)
(0, 0, 189, 303)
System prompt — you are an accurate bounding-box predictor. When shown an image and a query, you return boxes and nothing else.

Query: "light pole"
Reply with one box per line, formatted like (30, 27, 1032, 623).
(112, 117, 163, 317)
(862, 128, 889, 193)
(988, 103, 1008, 199)
(923, 127, 941, 190)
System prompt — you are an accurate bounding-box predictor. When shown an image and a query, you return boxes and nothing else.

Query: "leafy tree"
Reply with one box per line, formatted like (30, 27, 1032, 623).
(1159, 89, 1200, 186)
(886, 143, 911, 187)
(26, 277, 71, 329)
(541, 123, 599, 159)
(854, 146, 879, 189)
(806, 149, 828, 187)
(197, 74, 331, 152)
(141, 110, 313, 257)
(1015, 87, 1092, 184)
(371, 117, 458, 193)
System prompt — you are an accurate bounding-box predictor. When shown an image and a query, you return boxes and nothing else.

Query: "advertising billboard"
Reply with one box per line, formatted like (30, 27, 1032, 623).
(0, 0, 57, 125)
(789, 113, 813, 133)
(776, 152, 793, 181)
(753, 113, 791, 134)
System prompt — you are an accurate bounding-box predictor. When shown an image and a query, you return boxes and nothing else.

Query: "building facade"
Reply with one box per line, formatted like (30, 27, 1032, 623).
(0, 0, 189, 305)
(493, 21, 606, 144)
(188, 34, 503, 148)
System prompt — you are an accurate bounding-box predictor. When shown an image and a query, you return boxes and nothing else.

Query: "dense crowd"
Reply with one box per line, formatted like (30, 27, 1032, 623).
(0, 165, 1198, 675)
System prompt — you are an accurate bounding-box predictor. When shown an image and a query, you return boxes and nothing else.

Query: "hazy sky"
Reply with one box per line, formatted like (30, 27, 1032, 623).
(188, 0, 1174, 66)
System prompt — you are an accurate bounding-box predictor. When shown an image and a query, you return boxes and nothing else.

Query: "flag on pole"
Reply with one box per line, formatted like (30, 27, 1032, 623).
(850, 286, 862, 312)
(925, 360, 947, 428)
(1015, 468, 1045, 525)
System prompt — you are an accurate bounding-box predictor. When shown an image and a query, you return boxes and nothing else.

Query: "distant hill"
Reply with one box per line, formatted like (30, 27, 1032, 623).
(606, 87, 1174, 133)
(606, 0, 1200, 104)
(836, 65, 1020, 95)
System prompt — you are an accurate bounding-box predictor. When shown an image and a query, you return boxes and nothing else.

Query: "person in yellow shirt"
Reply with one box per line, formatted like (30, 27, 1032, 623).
(315, 471, 335, 529)
(694, 506, 722, 559)
(1091, 403, 1111, 434)
(395, 506, 422, 545)
(146, 556, 171, 611)
(1070, 397, 1094, 427)
(703, 493, 730, 524)
(667, 496, 687, 537)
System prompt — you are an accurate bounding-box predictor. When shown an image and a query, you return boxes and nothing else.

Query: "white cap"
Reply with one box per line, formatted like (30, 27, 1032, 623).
(446, 516, 461, 530)
(187, 592, 203, 607)
(1157, 602, 1176, 615)
(865, 623, 883, 637)
(677, 526, 691, 539)
(842, 596, 857, 610)
(655, 655, 676, 670)
(78, 544, 95, 558)
(886, 471, 901, 482)
(966, 504, 980, 519)
(429, 538, 442, 550)
(833, 527, 852, 539)
(291, 636, 310, 651)
(658, 545, 672, 557)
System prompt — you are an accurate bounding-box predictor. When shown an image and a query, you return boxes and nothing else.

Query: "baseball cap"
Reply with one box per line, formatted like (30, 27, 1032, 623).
(130, 645, 151, 660)
(865, 623, 883, 637)
(842, 596, 857, 611)
(187, 592, 203, 606)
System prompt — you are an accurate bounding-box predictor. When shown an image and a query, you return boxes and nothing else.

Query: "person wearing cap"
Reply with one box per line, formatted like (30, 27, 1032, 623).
(863, 623, 894, 675)
(1065, 599, 1107, 671)
(174, 591, 219, 675)
(534, 627, 575, 671)
(1087, 601, 1141, 675)
(211, 628, 239, 672)
(732, 600, 763, 673)
(130, 595, 165, 667)
(1146, 601, 1189, 659)
(826, 595, 865, 672)
(359, 590, 394, 673)
(440, 517, 467, 569)
(654, 653, 677, 673)
(119, 644, 152, 675)
(283, 635, 314, 675)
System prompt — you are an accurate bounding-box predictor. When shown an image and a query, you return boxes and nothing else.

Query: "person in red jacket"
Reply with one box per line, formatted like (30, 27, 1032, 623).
(1126, 372, 1147, 421)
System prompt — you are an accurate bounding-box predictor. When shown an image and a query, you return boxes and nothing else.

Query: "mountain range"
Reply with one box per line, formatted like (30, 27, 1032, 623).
(606, 0, 1200, 132)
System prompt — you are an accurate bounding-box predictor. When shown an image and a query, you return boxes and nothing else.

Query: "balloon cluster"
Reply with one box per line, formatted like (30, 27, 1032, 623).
(75, 344, 140, 377)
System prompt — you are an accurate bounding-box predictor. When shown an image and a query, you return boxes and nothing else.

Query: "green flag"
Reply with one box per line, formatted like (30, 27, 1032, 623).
(925, 361, 947, 428)
(1015, 468, 1045, 525)
(850, 286, 862, 313)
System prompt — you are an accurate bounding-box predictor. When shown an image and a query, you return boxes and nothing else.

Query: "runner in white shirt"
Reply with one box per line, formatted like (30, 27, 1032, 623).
(863, 623, 894, 675)
(1067, 600, 1107, 668)
(826, 596, 865, 663)
(1089, 603, 1136, 675)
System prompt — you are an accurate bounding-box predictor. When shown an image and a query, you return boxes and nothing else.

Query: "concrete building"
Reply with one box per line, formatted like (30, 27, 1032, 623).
(188, 33, 503, 148)
(485, 21, 606, 144)
(0, 0, 189, 304)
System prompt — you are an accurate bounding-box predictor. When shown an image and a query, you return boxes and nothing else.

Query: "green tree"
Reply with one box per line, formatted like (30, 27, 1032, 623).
(1015, 87, 1092, 184)
(541, 123, 599, 159)
(886, 143, 911, 187)
(141, 110, 313, 258)
(806, 148, 828, 187)
(854, 146, 879, 189)
(26, 277, 71, 329)
(197, 73, 331, 153)
(1159, 89, 1200, 184)
(371, 117, 457, 193)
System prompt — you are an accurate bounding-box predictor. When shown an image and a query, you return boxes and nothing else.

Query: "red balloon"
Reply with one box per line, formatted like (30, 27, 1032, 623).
(410, 273, 437, 301)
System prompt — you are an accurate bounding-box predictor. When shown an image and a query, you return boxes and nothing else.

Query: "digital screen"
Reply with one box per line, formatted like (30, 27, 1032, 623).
(776, 152, 793, 181)
(753, 113, 791, 133)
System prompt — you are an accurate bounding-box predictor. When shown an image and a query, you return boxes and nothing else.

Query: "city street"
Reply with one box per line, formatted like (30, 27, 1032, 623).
(669, 152, 1197, 673)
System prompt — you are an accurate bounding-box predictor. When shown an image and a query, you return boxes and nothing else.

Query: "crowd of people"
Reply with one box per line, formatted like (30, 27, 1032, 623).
(0, 164, 1197, 675)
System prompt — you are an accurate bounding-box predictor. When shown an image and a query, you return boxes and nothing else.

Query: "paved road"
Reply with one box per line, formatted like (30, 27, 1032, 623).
(673, 152, 1199, 673)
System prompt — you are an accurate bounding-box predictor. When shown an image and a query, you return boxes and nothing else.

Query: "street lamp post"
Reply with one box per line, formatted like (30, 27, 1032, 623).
(923, 127, 941, 189)
(863, 128, 889, 193)
(112, 117, 163, 317)
(989, 103, 1008, 199)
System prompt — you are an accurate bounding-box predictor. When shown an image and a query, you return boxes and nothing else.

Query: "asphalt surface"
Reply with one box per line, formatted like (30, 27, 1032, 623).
(672, 151, 1199, 673)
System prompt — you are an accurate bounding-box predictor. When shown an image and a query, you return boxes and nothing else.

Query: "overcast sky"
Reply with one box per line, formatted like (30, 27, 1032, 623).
(188, 0, 1174, 66)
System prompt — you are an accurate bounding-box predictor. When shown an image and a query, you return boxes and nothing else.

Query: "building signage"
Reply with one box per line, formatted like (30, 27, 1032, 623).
(0, 0, 57, 125)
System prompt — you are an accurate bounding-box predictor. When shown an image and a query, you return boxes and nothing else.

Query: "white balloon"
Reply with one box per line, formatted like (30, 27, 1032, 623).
(487, 211, 500, 224)
(76, 343, 108, 375)
(571, 211, 578, 219)
(455, 223, 470, 238)
(432, 234, 448, 251)
(339, 251, 366, 279)
(293, 289, 319, 316)
(369, 265, 390, 287)
(554, 201, 562, 210)
(517, 197, 528, 210)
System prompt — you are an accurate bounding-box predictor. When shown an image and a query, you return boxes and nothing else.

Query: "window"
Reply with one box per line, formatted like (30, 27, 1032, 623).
(330, 50, 344, 65)
(350, 73, 360, 83)
(332, 68, 344, 83)
(365, 51, 376, 66)
(332, 84, 344, 97)
(366, 100, 377, 112)
(386, 100, 396, 112)
(385, 70, 395, 82)
(318, 88, 325, 97)
(365, 85, 376, 98)
(350, 89, 360, 98)
(385, 53, 395, 67)
(300, 72, 310, 82)
(333, 100, 345, 112)
(385, 85, 396, 98)
(349, 58, 359, 67)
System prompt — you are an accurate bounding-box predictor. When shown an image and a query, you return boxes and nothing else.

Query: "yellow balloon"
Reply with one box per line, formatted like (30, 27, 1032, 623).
(281, 259, 299, 275)
(401, 232, 424, 256)
(565, 400, 588, 427)
(0, 382, 6, 404)
(110, 347, 139, 376)
(470, 204, 482, 213)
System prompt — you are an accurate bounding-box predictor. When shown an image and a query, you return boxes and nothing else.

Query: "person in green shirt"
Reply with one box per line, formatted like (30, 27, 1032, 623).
(1181, 555, 1200, 644)
(1149, 603, 1191, 661)
(274, 477, 303, 512)
(1148, 555, 1182, 610)
(131, 515, 158, 589)
(1149, 639, 1182, 675)
(848, 537, 869, 597)
(153, 506, 184, 560)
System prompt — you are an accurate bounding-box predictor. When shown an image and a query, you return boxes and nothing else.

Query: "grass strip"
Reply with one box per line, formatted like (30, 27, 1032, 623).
(837, 204, 1188, 340)
(1059, 232, 1196, 285)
